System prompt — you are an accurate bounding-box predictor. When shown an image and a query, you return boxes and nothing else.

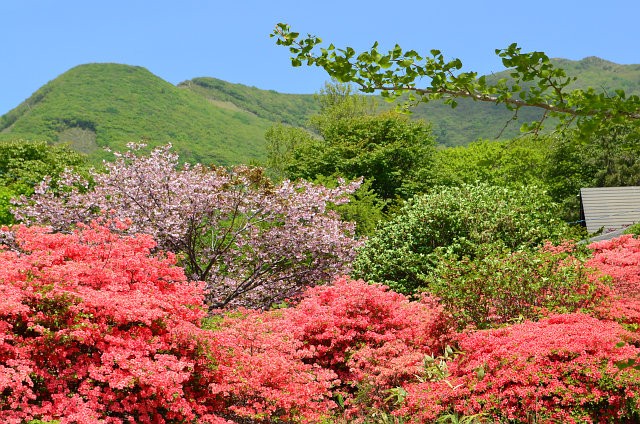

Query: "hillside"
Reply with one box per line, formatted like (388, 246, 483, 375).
(179, 77, 320, 128)
(0, 64, 276, 165)
(1, 57, 638, 162)
(179, 57, 640, 148)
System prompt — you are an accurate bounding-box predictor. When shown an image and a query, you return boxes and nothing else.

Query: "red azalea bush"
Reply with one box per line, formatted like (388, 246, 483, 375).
(205, 310, 337, 423)
(587, 234, 640, 328)
(0, 221, 216, 423)
(588, 234, 640, 300)
(281, 277, 455, 416)
(399, 313, 640, 423)
(0, 222, 338, 423)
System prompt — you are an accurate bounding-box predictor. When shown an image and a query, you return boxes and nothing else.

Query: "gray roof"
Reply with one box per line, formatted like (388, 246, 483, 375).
(580, 186, 640, 234)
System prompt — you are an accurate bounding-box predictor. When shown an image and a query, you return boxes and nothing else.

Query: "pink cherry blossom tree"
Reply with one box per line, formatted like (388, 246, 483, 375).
(14, 144, 362, 309)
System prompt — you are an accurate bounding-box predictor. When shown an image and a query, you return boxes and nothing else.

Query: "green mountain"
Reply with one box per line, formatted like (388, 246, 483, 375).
(1, 57, 638, 163)
(0, 63, 276, 165)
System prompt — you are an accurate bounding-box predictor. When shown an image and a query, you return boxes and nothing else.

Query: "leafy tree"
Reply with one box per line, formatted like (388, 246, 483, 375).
(308, 79, 377, 126)
(272, 23, 640, 138)
(289, 110, 435, 201)
(429, 136, 552, 188)
(268, 83, 435, 204)
(264, 123, 317, 181)
(265, 81, 434, 234)
(352, 183, 572, 294)
(0, 139, 86, 224)
(543, 123, 640, 221)
(14, 144, 361, 310)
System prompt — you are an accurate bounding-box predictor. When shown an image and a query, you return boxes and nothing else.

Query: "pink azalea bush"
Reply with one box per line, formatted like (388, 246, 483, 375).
(585, 235, 640, 328)
(206, 310, 338, 423)
(14, 144, 361, 309)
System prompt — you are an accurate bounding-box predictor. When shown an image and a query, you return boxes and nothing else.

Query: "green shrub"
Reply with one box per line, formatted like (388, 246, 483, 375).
(352, 183, 573, 294)
(425, 243, 607, 330)
(624, 222, 640, 235)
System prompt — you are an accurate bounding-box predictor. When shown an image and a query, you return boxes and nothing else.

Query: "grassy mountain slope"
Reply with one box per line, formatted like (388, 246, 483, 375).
(0, 63, 275, 165)
(179, 77, 320, 128)
(1, 57, 638, 163)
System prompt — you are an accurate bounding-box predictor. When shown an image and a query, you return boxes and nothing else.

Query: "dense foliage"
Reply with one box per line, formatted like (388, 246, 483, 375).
(353, 183, 571, 294)
(14, 144, 361, 309)
(284, 111, 434, 202)
(265, 82, 433, 234)
(266, 82, 434, 216)
(429, 136, 551, 189)
(0, 139, 86, 225)
(268, 83, 434, 202)
(426, 126, 640, 222)
(425, 243, 608, 330)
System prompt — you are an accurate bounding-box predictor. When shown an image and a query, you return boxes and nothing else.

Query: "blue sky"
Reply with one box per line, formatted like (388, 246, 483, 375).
(2, 0, 639, 115)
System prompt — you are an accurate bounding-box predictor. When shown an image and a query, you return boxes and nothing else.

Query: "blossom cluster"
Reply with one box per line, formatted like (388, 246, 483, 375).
(0, 222, 213, 422)
(281, 277, 454, 415)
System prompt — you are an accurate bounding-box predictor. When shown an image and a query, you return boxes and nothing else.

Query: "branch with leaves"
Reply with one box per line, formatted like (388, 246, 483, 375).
(272, 23, 640, 136)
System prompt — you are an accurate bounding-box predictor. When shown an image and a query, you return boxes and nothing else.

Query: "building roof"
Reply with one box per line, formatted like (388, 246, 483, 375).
(580, 186, 640, 234)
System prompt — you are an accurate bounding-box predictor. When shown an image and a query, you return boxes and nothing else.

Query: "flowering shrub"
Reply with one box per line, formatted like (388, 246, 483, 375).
(14, 144, 361, 309)
(426, 244, 609, 330)
(399, 314, 640, 423)
(205, 310, 337, 423)
(0, 222, 216, 423)
(585, 235, 640, 331)
(282, 277, 454, 416)
(588, 234, 640, 300)
(0, 222, 339, 423)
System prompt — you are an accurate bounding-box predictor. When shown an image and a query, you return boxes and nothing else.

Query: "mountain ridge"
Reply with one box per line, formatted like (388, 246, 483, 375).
(1, 56, 638, 163)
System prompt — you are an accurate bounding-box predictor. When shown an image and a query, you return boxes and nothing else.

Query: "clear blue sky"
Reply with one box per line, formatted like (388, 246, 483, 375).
(2, 0, 639, 116)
